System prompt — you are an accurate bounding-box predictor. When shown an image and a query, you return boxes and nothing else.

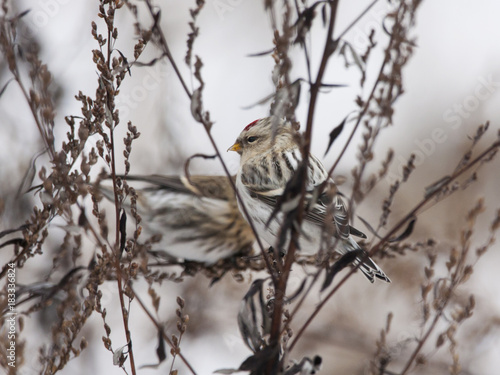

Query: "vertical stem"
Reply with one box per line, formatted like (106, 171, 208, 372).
(266, 2, 339, 373)
(104, 5, 137, 374)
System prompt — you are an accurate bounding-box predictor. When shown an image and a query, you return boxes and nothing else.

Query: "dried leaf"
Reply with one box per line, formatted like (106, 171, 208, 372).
(119, 209, 127, 254)
(113, 342, 129, 366)
(190, 88, 203, 122)
(156, 329, 167, 363)
(247, 48, 275, 57)
(17, 148, 47, 197)
(339, 41, 365, 75)
(424, 176, 451, 198)
(324, 115, 347, 157)
(214, 369, 240, 374)
(390, 218, 416, 242)
(424, 266, 434, 279)
(321, 4, 327, 26)
(238, 344, 279, 373)
(266, 160, 307, 229)
(294, 4, 320, 45)
(322, 250, 362, 291)
(0, 78, 14, 99)
(356, 216, 415, 243)
(284, 277, 307, 304)
(436, 333, 446, 348)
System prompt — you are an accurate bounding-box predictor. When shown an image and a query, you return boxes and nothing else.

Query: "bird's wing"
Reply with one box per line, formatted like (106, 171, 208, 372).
(239, 148, 367, 238)
(250, 186, 367, 239)
(123, 174, 235, 200)
(306, 190, 368, 239)
(126, 175, 190, 192)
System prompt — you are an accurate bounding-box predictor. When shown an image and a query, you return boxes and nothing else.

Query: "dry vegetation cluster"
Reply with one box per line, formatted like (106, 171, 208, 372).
(1, 1, 499, 375)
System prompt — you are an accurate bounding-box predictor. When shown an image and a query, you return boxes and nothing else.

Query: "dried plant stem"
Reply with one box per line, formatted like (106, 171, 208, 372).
(144, 0, 191, 98)
(102, 5, 137, 372)
(82, 207, 190, 374)
(10, 70, 56, 160)
(110, 135, 137, 375)
(0, 14, 55, 158)
(399, 310, 442, 375)
(327, 14, 396, 179)
(130, 286, 198, 375)
(269, 2, 340, 371)
(336, 0, 380, 41)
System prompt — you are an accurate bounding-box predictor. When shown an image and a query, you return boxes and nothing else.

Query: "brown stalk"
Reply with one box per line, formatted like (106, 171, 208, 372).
(267, 1, 340, 372)
(279, 0, 382, 332)
(101, 4, 137, 373)
(130, 286, 198, 375)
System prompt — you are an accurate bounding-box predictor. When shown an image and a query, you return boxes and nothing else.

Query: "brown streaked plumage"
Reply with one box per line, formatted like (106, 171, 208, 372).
(99, 175, 255, 264)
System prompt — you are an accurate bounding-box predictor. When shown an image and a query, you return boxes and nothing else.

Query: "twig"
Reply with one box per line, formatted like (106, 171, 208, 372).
(144, 0, 192, 99)
(326, 8, 395, 179)
(130, 286, 198, 375)
(101, 4, 137, 373)
(336, 0, 380, 41)
(269, 1, 340, 371)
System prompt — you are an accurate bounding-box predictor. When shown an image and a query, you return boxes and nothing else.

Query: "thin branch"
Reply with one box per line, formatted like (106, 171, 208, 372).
(130, 286, 198, 375)
(327, 28, 393, 178)
(144, 0, 192, 99)
(336, 0, 380, 41)
(269, 0, 340, 370)
(103, 5, 137, 373)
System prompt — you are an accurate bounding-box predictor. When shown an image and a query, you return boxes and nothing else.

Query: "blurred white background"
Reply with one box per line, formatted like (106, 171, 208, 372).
(1, 1, 500, 374)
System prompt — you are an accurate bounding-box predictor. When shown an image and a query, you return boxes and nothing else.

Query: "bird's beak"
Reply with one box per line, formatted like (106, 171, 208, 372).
(227, 141, 241, 153)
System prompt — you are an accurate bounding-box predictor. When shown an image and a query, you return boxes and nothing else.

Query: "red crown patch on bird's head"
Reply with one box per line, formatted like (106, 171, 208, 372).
(243, 119, 260, 132)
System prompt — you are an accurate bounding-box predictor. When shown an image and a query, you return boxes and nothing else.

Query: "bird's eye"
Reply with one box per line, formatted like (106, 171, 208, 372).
(247, 136, 258, 143)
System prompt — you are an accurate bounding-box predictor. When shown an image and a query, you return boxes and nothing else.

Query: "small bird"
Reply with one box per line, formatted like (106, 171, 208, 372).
(98, 175, 255, 264)
(228, 117, 390, 283)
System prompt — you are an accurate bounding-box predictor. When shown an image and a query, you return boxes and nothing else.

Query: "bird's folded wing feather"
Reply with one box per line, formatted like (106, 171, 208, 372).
(240, 149, 367, 239)
(249, 189, 367, 239)
(123, 174, 235, 200)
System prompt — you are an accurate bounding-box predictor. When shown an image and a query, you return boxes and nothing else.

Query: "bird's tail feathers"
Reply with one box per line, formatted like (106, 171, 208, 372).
(357, 257, 391, 283)
(345, 237, 391, 283)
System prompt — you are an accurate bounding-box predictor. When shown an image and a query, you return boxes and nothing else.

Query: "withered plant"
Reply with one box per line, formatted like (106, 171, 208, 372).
(1, 1, 499, 375)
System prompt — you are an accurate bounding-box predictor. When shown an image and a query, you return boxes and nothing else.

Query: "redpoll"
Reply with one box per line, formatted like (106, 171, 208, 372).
(99, 175, 255, 264)
(228, 117, 390, 283)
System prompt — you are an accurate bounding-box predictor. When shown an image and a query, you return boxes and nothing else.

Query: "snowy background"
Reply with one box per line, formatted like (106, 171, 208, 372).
(1, 1, 500, 374)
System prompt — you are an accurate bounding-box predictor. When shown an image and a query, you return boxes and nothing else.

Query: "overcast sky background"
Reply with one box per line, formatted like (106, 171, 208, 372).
(2, 1, 500, 374)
